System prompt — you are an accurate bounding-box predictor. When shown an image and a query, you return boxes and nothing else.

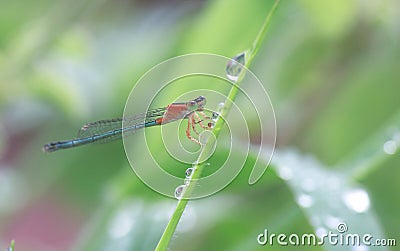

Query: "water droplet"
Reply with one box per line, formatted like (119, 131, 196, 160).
(185, 168, 194, 178)
(174, 185, 187, 199)
(315, 227, 327, 238)
(226, 52, 246, 82)
(217, 102, 225, 112)
(383, 140, 397, 155)
(296, 194, 314, 208)
(211, 112, 219, 121)
(277, 165, 293, 180)
(184, 178, 191, 185)
(342, 189, 370, 213)
(207, 122, 215, 129)
(210, 104, 223, 125)
(324, 215, 342, 229)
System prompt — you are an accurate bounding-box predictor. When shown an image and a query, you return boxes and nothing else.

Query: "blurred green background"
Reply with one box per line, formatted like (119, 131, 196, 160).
(0, 0, 399, 250)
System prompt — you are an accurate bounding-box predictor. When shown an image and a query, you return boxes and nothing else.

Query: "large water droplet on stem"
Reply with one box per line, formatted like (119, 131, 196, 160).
(383, 140, 397, 155)
(226, 52, 246, 82)
(185, 167, 194, 178)
(174, 185, 187, 199)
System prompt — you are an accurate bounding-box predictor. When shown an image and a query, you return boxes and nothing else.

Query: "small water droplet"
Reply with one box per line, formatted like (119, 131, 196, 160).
(277, 165, 293, 180)
(315, 227, 327, 238)
(383, 140, 397, 155)
(296, 194, 314, 208)
(226, 52, 246, 82)
(174, 185, 186, 199)
(324, 215, 342, 229)
(207, 122, 215, 129)
(184, 178, 191, 185)
(205, 162, 211, 166)
(211, 112, 219, 121)
(217, 102, 225, 112)
(342, 189, 370, 213)
(185, 168, 194, 178)
(211, 104, 224, 124)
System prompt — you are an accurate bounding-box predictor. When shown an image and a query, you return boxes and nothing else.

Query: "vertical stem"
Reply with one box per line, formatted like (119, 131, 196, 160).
(155, 1, 281, 250)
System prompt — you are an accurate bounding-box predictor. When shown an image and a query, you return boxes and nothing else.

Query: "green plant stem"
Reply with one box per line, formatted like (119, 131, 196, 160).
(8, 240, 15, 251)
(155, 1, 280, 250)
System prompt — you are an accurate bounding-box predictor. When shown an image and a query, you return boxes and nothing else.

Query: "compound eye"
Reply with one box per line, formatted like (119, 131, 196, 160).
(188, 100, 197, 111)
(198, 96, 206, 107)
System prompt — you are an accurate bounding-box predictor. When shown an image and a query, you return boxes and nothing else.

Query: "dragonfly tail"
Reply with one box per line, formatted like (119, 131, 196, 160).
(43, 140, 77, 153)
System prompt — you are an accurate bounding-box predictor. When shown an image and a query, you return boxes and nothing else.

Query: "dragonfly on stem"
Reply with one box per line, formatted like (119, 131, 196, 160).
(43, 96, 212, 152)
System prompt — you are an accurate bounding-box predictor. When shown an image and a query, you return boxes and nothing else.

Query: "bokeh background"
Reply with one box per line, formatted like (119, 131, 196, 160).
(0, 0, 399, 250)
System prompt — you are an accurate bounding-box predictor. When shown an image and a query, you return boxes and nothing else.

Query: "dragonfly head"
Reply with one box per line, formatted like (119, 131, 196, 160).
(187, 96, 206, 111)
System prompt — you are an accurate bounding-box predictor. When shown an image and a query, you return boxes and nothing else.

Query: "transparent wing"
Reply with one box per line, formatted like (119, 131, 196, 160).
(77, 107, 167, 143)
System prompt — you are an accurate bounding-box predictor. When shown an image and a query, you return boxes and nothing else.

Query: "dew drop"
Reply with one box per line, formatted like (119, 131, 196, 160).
(217, 102, 225, 113)
(315, 227, 327, 238)
(211, 112, 219, 121)
(174, 185, 186, 199)
(383, 140, 397, 155)
(342, 189, 370, 213)
(185, 168, 194, 178)
(211, 104, 223, 124)
(184, 178, 191, 185)
(226, 52, 246, 82)
(296, 194, 314, 208)
(324, 215, 342, 229)
(277, 165, 293, 180)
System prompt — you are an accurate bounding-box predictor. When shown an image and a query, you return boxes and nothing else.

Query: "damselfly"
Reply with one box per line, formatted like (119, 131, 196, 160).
(43, 96, 211, 152)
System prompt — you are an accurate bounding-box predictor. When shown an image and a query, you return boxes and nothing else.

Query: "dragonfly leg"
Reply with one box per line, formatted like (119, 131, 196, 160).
(186, 117, 201, 144)
(190, 114, 200, 136)
(194, 112, 211, 129)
